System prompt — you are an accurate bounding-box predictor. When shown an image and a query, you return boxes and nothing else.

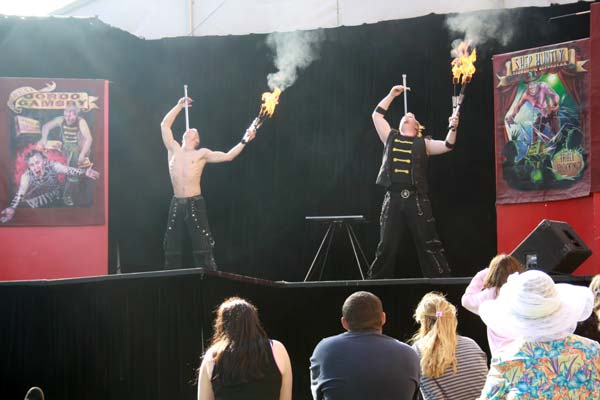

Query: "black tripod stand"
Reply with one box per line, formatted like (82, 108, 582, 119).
(304, 215, 369, 281)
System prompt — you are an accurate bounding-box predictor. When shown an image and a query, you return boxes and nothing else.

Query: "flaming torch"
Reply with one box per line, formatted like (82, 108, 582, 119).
(450, 41, 477, 123)
(252, 87, 281, 130)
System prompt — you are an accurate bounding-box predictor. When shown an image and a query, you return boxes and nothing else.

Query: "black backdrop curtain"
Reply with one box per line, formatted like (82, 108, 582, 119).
(0, 4, 592, 280)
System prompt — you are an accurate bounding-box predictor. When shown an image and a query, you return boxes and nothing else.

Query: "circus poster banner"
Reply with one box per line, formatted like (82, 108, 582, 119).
(493, 39, 590, 204)
(0, 78, 106, 225)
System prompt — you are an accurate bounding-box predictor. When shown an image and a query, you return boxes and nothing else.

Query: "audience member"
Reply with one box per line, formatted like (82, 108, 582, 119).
(411, 292, 488, 400)
(478, 270, 599, 399)
(461, 254, 525, 353)
(197, 297, 292, 400)
(575, 274, 600, 342)
(310, 291, 420, 400)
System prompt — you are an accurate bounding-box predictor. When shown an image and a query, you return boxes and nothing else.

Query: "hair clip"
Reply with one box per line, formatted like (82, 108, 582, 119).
(435, 311, 443, 318)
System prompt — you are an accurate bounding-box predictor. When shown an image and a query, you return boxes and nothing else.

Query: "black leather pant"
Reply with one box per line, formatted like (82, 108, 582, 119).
(368, 190, 451, 278)
(163, 195, 217, 270)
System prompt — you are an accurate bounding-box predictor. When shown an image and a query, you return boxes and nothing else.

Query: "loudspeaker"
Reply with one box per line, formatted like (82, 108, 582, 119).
(510, 219, 591, 274)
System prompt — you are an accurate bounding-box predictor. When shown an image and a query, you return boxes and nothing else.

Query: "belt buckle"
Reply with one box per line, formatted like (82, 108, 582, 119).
(400, 189, 410, 199)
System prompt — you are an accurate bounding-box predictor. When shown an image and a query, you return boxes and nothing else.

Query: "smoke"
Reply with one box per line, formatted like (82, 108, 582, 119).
(446, 9, 517, 47)
(266, 30, 325, 91)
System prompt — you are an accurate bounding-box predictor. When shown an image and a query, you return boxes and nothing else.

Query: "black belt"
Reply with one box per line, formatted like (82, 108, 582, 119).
(174, 194, 203, 204)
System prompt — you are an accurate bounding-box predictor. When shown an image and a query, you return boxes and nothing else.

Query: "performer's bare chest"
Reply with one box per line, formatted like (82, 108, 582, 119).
(169, 151, 205, 177)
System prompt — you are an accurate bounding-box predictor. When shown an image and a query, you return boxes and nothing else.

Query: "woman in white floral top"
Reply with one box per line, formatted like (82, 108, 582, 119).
(478, 270, 599, 399)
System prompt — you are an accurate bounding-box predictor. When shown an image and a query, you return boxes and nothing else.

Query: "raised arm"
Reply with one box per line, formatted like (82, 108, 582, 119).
(372, 85, 409, 144)
(425, 114, 459, 156)
(461, 268, 495, 315)
(204, 124, 256, 163)
(160, 97, 190, 152)
(78, 118, 93, 163)
(38, 116, 62, 147)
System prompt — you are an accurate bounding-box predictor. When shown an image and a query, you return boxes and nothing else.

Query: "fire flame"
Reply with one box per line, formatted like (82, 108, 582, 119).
(451, 41, 477, 85)
(259, 87, 281, 118)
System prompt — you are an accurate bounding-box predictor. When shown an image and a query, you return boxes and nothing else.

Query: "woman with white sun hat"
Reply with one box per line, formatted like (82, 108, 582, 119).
(478, 269, 600, 399)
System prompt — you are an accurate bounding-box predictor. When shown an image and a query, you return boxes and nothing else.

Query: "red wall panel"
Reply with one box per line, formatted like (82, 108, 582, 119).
(497, 194, 600, 275)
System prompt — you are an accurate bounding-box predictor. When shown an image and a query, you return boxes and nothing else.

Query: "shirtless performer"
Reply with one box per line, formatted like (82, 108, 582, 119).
(160, 97, 256, 270)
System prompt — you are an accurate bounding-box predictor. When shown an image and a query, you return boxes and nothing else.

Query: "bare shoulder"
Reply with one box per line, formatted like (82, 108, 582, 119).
(168, 141, 183, 153)
(271, 339, 290, 373)
(271, 339, 287, 351)
(271, 340, 290, 360)
(196, 147, 211, 158)
(201, 348, 216, 374)
(424, 136, 435, 147)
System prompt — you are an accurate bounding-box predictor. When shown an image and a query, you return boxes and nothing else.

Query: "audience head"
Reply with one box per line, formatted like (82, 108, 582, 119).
(480, 270, 594, 341)
(411, 292, 458, 378)
(483, 254, 525, 291)
(208, 297, 271, 385)
(341, 291, 385, 331)
(212, 297, 268, 347)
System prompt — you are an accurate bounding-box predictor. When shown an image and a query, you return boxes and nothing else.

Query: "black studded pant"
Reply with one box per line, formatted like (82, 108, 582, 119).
(163, 195, 217, 270)
(368, 191, 451, 279)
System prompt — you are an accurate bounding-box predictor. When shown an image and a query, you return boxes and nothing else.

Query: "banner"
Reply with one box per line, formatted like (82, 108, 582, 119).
(493, 39, 590, 204)
(0, 78, 106, 225)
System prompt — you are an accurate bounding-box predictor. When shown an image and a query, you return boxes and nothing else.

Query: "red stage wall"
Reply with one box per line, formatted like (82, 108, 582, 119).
(0, 81, 109, 281)
(496, 4, 600, 276)
(497, 195, 600, 275)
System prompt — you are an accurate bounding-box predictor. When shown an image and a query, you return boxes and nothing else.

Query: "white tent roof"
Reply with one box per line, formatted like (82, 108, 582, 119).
(51, 0, 590, 39)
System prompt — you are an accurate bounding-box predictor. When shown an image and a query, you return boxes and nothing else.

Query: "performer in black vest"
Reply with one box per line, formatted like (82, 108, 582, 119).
(368, 85, 459, 279)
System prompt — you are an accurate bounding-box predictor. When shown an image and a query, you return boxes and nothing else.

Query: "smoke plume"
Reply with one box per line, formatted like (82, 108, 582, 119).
(266, 30, 325, 91)
(446, 9, 517, 47)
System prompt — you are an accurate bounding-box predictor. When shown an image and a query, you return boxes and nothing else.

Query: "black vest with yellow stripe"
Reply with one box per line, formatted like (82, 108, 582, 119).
(376, 129, 428, 193)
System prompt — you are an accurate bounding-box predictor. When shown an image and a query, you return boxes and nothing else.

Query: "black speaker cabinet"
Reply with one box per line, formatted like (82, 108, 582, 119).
(510, 219, 592, 274)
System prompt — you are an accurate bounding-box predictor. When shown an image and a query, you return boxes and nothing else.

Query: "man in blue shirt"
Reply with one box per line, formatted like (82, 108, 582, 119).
(310, 291, 420, 400)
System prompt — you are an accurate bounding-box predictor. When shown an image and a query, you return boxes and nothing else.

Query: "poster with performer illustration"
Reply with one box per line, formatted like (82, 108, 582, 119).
(493, 39, 590, 204)
(0, 78, 106, 225)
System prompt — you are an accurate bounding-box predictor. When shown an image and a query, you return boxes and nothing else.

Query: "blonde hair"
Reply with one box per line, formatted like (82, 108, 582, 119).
(410, 292, 458, 378)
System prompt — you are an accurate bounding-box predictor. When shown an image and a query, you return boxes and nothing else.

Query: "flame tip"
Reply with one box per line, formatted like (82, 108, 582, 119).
(451, 41, 477, 84)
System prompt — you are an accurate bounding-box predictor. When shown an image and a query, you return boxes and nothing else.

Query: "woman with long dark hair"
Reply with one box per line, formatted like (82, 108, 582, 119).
(197, 297, 292, 400)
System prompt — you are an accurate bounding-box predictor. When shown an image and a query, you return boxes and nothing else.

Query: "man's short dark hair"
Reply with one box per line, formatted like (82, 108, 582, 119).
(342, 291, 383, 331)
